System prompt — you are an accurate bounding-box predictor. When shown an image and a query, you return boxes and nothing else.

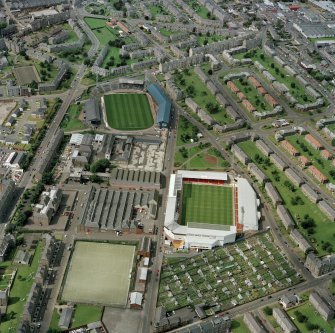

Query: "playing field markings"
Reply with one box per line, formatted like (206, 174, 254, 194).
(62, 242, 135, 306)
(104, 93, 153, 130)
(181, 184, 233, 225)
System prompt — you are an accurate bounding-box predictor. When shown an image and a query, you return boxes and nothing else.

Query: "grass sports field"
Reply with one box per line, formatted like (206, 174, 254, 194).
(104, 93, 154, 130)
(181, 184, 233, 225)
(62, 242, 135, 306)
(13, 66, 40, 85)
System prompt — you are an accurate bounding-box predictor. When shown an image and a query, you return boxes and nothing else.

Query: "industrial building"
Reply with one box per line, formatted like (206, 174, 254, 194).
(79, 186, 158, 232)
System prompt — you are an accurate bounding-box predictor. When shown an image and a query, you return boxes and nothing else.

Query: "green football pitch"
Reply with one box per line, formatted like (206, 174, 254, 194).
(62, 242, 135, 306)
(181, 184, 233, 226)
(104, 93, 154, 130)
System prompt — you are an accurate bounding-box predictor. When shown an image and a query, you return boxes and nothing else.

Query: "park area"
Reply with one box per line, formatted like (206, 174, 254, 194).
(158, 232, 300, 312)
(235, 49, 316, 104)
(13, 65, 41, 85)
(62, 242, 135, 306)
(181, 184, 233, 226)
(174, 69, 233, 125)
(238, 140, 335, 256)
(103, 93, 154, 131)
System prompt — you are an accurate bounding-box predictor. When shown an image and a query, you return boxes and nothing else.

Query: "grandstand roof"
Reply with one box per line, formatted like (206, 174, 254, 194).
(84, 99, 101, 123)
(237, 178, 259, 231)
(177, 170, 228, 181)
(147, 83, 171, 128)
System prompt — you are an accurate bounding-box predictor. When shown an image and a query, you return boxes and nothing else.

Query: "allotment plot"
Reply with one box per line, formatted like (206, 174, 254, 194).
(62, 242, 135, 306)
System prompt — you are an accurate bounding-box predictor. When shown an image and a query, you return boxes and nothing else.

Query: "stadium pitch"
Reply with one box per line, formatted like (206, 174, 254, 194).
(62, 242, 135, 306)
(181, 184, 233, 226)
(103, 93, 154, 130)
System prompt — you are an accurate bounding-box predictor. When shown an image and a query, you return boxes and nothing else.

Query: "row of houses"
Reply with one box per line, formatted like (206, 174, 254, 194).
(260, 45, 323, 111)
(20, 234, 58, 329)
(231, 138, 334, 255)
(225, 72, 282, 119)
(281, 134, 332, 184)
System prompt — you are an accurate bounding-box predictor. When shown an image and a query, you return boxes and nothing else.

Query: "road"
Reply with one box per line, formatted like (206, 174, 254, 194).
(140, 102, 178, 333)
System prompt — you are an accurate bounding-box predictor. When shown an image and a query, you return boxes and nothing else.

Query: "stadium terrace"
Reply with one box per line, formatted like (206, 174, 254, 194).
(164, 170, 260, 250)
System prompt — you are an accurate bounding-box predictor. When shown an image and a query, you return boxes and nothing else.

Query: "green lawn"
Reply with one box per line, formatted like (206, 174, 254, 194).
(61, 104, 88, 132)
(181, 184, 233, 225)
(159, 28, 174, 37)
(286, 135, 335, 182)
(186, 148, 229, 170)
(174, 69, 234, 125)
(0, 242, 43, 332)
(84, 17, 106, 29)
(326, 123, 335, 132)
(104, 93, 154, 130)
(174, 145, 203, 167)
(238, 141, 335, 256)
(329, 278, 335, 295)
(310, 36, 335, 42)
(233, 77, 273, 113)
(262, 307, 284, 333)
(237, 49, 316, 104)
(71, 304, 102, 328)
(176, 115, 199, 146)
(196, 34, 226, 45)
(62, 23, 79, 43)
(35, 62, 58, 83)
(287, 301, 335, 333)
(49, 304, 102, 331)
(149, 4, 168, 16)
(187, 0, 213, 19)
(231, 317, 251, 333)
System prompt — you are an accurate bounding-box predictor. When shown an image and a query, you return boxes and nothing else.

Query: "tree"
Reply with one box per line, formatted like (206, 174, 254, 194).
(291, 82, 296, 89)
(90, 159, 110, 173)
(90, 174, 103, 184)
(42, 172, 54, 185)
(29, 80, 38, 90)
(186, 85, 195, 97)
(264, 306, 272, 316)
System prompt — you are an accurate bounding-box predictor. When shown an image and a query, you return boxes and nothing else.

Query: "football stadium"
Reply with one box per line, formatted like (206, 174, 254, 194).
(101, 83, 171, 131)
(164, 170, 260, 250)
